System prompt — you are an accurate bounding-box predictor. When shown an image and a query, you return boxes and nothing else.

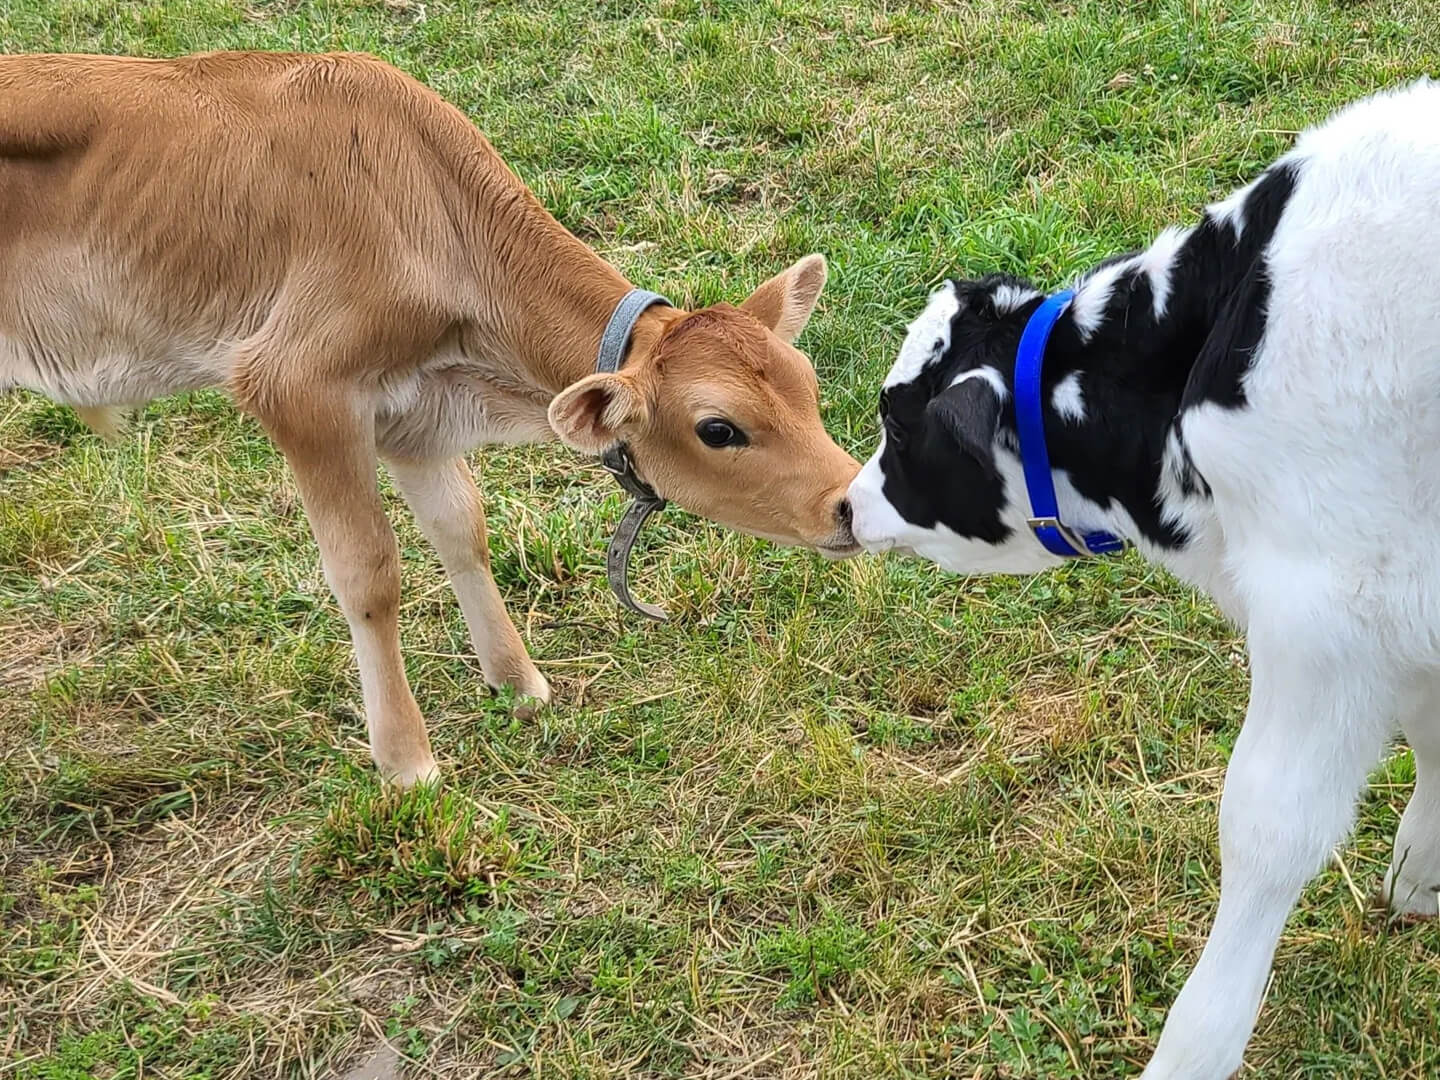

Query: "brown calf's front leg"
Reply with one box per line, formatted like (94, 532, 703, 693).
(269, 409, 439, 786)
(385, 456, 551, 705)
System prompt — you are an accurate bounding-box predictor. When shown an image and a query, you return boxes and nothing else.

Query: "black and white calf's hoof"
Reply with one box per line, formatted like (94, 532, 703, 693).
(1380, 877, 1440, 921)
(1384, 720, 1440, 919)
(1382, 846, 1440, 920)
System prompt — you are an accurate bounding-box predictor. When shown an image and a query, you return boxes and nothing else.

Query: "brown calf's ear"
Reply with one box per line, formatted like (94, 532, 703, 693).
(548, 371, 650, 454)
(741, 253, 828, 344)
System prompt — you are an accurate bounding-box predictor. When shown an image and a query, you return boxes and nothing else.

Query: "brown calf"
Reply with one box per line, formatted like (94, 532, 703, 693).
(0, 51, 860, 784)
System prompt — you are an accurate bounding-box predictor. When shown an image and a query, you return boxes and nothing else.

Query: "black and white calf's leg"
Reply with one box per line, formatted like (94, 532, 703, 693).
(1384, 695, 1440, 918)
(1142, 606, 1396, 1080)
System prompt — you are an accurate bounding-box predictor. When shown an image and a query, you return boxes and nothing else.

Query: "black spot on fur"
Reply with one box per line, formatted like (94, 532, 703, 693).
(1182, 262, 1272, 413)
(1180, 163, 1298, 410)
(1172, 422, 1212, 499)
(870, 279, 1018, 544)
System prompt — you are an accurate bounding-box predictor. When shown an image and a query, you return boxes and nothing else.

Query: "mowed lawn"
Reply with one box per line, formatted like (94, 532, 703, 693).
(3, 1, 1438, 1077)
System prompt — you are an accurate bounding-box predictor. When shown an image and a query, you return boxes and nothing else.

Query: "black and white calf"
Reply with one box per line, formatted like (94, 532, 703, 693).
(848, 80, 1440, 1078)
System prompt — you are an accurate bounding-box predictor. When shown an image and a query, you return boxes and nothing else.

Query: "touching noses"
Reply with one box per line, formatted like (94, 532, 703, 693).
(823, 446, 861, 550)
(844, 457, 892, 551)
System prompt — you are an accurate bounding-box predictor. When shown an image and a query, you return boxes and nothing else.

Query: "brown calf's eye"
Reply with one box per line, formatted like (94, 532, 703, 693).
(696, 418, 747, 448)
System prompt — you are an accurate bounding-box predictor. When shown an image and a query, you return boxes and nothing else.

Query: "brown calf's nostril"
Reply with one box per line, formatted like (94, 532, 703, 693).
(835, 497, 853, 530)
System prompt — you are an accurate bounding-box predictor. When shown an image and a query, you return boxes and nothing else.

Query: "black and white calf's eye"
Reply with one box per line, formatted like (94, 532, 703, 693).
(884, 416, 906, 449)
(695, 418, 748, 448)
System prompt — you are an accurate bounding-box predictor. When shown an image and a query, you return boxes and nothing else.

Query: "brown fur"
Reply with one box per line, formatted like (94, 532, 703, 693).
(0, 52, 859, 783)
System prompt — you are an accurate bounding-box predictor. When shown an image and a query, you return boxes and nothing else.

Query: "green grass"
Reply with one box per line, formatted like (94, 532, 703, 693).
(2, 1, 1438, 1076)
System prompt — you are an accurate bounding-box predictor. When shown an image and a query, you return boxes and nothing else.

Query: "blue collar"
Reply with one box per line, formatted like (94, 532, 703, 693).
(1013, 290, 1127, 558)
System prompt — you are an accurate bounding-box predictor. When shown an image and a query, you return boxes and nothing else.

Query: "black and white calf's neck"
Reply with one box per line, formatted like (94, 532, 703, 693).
(850, 78, 1440, 1080)
(846, 157, 1298, 578)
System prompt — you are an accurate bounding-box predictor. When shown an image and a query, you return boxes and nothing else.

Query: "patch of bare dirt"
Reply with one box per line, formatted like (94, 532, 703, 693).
(0, 438, 62, 472)
(0, 615, 105, 702)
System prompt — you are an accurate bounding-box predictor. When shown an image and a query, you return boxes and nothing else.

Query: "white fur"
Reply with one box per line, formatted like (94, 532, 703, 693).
(883, 282, 960, 389)
(1206, 175, 1257, 237)
(1137, 226, 1190, 319)
(852, 79, 1440, 1079)
(1068, 257, 1134, 341)
(990, 282, 1042, 314)
(950, 364, 1008, 399)
(1051, 371, 1085, 422)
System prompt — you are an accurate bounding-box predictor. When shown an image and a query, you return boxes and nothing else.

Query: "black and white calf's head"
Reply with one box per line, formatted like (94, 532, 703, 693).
(846, 276, 1069, 574)
(848, 156, 1300, 573)
(844, 237, 1230, 572)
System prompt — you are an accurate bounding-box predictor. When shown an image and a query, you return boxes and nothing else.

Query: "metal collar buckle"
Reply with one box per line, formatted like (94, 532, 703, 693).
(1026, 516, 1090, 557)
(593, 288, 673, 620)
(601, 444, 662, 505)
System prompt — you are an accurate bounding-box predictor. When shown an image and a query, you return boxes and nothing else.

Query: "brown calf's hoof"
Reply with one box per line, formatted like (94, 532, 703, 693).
(378, 755, 441, 789)
(494, 664, 551, 717)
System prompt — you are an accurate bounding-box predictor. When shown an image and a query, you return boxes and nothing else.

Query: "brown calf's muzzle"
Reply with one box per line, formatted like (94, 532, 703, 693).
(548, 254, 861, 614)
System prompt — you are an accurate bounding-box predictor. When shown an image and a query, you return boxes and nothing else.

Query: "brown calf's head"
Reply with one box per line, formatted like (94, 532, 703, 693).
(548, 254, 861, 555)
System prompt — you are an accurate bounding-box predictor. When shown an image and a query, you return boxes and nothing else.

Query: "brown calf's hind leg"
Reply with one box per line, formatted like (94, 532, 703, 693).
(268, 407, 439, 786)
(385, 456, 551, 706)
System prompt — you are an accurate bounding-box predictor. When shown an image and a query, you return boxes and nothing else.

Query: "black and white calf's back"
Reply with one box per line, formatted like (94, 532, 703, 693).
(848, 80, 1440, 1079)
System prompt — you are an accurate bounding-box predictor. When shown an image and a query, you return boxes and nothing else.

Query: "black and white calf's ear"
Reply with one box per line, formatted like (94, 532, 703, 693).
(926, 375, 1003, 474)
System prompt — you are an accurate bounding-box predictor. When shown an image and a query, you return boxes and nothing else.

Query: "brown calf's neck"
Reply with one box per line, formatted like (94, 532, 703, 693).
(451, 152, 669, 400)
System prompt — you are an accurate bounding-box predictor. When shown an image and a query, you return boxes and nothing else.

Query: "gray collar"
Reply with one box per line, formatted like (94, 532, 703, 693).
(596, 287, 670, 376)
(595, 287, 671, 621)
